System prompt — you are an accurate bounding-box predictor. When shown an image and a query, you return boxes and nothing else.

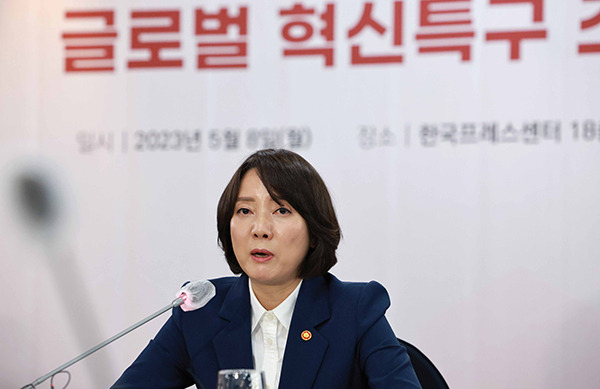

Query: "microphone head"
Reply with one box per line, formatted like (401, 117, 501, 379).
(176, 280, 216, 311)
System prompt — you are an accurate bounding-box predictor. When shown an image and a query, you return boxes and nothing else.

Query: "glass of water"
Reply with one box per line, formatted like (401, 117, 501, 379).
(216, 369, 266, 389)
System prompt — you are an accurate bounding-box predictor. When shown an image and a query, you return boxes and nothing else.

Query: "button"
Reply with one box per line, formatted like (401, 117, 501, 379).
(265, 312, 274, 321)
(266, 338, 273, 346)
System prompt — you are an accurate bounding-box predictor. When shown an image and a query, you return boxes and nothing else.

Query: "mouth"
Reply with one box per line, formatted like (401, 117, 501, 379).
(251, 249, 273, 262)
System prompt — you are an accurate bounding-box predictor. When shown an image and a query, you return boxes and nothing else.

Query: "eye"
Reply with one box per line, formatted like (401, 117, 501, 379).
(236, 207, 251, 215)
(275, 207, 291, 215)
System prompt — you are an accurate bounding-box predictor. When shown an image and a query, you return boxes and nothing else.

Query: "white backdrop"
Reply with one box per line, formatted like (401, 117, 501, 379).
(1, 0, 600, 388)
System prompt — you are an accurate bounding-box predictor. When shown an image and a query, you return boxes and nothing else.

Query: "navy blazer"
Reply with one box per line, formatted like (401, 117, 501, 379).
(112, 273, 421, 389)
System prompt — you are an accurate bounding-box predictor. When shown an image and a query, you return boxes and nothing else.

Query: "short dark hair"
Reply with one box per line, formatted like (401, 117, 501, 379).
(217, 149, 340, 279)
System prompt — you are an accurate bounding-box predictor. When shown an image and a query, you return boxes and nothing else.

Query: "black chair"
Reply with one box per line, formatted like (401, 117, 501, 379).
(398, 338, 450, 389)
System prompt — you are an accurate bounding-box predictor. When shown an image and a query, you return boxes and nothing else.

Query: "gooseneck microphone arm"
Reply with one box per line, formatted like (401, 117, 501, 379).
(21, 279, 216, 389)
(21, 297, 184, 389)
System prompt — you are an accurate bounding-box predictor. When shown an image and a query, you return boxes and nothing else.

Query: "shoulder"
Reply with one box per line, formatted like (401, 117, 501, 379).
(311, 273, 391, 329)
(173, 276, 241, 319)
(324, 273, 390, 307)
(325, 274, 395, 344)
(172, 275, 246, 338)
(305, 274, 393, 341)
(209, 275, 240, 291)
(199, 275, 244, 307)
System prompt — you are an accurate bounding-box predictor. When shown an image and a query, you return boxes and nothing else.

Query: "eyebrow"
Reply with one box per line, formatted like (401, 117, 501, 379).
(236, 196, 286, 206)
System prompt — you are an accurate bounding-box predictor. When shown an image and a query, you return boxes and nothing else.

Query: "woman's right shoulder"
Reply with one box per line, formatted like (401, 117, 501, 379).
(209, 275, 242, 291)
(172, 275, 241, 322)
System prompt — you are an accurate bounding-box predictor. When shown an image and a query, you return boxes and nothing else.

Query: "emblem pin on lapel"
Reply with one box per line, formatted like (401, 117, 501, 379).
(301, 330, 312, 341)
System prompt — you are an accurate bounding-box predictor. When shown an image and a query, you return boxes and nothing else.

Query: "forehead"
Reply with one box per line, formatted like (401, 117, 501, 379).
(238, 169, 265, 193)
(237, 169, 287, 205)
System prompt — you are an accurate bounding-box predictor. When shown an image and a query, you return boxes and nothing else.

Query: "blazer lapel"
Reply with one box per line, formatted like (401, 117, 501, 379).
(279, 276, 331, 389)
(212, 275, 255, 369)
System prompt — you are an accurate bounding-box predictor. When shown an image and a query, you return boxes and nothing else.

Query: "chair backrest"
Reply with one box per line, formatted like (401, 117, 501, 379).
(398, 338, 450, 389)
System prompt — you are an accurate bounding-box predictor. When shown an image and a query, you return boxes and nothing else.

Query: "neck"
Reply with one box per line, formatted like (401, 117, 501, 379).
(250, 278, 301, 311)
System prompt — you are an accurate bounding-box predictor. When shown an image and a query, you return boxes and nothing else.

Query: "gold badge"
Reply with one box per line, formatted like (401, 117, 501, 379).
(301, 330, 312, 341)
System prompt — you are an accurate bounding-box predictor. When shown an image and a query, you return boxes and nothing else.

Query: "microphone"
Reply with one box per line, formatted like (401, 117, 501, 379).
(177, 279, 217, 311)
(21, 280, 216, 389)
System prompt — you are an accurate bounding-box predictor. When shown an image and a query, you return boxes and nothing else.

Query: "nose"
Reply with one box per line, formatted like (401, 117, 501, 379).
(252, 212, 272, 239)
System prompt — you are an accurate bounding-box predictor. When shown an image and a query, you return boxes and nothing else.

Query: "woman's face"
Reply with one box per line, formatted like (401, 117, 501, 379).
(230, 169, 310, 288)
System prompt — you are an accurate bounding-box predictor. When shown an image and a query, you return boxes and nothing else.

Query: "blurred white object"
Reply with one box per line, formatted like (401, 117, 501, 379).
(176, 279, 216, 312)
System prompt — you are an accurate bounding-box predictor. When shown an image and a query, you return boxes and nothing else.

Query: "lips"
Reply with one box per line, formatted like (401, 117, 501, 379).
(251, 249, 273, 263)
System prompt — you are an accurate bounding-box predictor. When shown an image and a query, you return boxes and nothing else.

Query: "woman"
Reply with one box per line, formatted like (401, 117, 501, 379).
(113, 149, 421, 389)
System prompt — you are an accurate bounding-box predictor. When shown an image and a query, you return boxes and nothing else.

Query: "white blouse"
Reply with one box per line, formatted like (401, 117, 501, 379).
(249, 280, 302, 389)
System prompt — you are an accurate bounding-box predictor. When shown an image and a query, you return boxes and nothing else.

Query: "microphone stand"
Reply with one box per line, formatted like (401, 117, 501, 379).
(21, 296, 184, 389)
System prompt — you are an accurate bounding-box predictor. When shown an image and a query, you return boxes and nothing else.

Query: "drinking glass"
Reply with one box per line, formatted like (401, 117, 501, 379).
(216, 369, 266, 389)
